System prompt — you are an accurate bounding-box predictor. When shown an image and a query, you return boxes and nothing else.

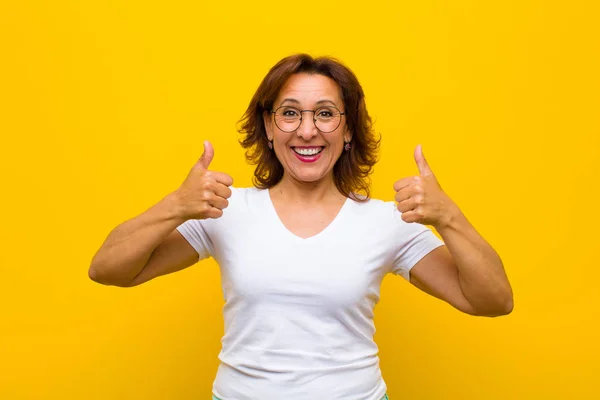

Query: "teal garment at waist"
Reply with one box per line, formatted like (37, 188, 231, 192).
(212, 395, 389, 400)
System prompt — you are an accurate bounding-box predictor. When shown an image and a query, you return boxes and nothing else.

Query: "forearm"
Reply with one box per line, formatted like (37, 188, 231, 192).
(436, 205, 513, 316)
(89, 192, 187, 286)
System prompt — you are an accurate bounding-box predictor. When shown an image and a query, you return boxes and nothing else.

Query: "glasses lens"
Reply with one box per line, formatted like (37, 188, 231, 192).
(314, 107, 342, 133)
(274, 107, 301, 132)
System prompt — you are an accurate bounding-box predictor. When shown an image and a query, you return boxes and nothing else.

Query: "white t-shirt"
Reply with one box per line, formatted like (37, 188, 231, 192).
(176, 187, 444, 400)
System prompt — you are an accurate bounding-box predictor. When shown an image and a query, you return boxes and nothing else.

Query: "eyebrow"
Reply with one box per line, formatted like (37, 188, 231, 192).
(279, 98, 339, 107)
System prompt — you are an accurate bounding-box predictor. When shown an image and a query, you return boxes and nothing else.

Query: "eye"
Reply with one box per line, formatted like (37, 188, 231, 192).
(280, 107, 300, 117)
(316, 108, 335, 118)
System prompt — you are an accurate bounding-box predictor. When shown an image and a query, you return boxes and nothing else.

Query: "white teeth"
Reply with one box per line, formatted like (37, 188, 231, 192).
(293, 147, 322, 156)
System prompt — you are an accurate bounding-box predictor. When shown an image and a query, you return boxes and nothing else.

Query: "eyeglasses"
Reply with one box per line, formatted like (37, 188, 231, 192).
(271, 105, 345, 133)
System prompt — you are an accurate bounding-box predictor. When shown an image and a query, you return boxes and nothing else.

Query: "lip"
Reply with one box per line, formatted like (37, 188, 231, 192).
(291, 146, 324, 163)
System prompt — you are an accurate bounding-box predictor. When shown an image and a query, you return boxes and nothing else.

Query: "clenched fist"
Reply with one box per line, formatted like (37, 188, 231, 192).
(393, 144, 456, 229)
(173, 141, 234, 220)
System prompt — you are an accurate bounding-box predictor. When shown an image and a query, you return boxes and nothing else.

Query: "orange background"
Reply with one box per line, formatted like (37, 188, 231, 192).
(1, 1, 599, 398)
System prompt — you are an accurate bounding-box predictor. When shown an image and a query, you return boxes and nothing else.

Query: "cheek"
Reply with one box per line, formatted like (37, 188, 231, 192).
(274, 132, 291, 147)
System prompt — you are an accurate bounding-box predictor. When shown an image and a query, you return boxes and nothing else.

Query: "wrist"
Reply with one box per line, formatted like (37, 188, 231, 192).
(163, 191, 189, 223)
(434, 202, 465, 233)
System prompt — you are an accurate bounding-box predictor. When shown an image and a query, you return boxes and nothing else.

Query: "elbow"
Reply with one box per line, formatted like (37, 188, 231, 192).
(88, 265, 100, 283)
(485, 300, 513, 317)
(497, 287, 515, 316)
(478, 296, 514, 318)
(464, 291, 514, 318)
(88, 263, 132, 287)
(501, 295, 514, 315)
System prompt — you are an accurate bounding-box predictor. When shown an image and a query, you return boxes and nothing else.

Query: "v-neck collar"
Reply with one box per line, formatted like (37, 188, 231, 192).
(262, 188, 351, 243)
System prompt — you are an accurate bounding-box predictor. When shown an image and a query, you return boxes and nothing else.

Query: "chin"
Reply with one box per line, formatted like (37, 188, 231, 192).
(291, 171, 329, 183)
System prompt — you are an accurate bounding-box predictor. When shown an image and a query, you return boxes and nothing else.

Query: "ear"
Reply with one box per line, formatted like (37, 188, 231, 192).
(263, 110, 273, 141)
(344, 126, 353, 144)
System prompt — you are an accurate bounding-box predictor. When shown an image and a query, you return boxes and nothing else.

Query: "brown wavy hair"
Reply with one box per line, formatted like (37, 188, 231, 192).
(238, 54, 380, 202)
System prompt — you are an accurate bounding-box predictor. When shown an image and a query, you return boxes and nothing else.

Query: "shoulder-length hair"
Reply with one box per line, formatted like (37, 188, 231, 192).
(238, 54, 380, 202)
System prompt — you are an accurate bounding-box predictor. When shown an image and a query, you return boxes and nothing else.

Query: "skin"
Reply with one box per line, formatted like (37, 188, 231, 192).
(90, 72, 513, 317)
(263, 72, 513, 317)
(395, 145, 513, 317)
(264, 73, 351, 205)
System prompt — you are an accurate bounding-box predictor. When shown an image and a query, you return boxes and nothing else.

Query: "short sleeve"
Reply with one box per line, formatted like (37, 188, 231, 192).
(176, 218, 214, 261)
(390, 207, 445, 281)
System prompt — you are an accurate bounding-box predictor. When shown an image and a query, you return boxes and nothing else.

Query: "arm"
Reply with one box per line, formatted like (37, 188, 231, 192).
(394, 145, 513, 317)
(88, 193, 197, 287)
(88, 140, 233, 287)
(409, 206, 513, 317)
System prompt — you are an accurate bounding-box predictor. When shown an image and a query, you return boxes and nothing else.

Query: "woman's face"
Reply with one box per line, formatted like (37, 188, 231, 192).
(264, 73, 352, 185)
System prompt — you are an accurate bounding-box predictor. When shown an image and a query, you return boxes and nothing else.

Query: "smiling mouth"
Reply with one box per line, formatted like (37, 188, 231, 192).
(292, 146, 324, 156)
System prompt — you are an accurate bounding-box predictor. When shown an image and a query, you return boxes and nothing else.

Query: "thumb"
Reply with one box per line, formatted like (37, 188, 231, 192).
(198, 140, 214, 170)
(414, 144, 433, 176)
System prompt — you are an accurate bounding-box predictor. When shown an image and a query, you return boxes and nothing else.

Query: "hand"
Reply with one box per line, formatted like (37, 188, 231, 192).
(173, 141, 234, 220)
(393, 144, 456, 229)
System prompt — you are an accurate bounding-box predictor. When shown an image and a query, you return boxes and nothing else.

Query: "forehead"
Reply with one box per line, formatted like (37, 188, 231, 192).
(275, 73, 343, 105)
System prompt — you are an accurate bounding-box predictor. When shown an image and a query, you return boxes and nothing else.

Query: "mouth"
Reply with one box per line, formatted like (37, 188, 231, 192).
(292, 146, 324, 156)
(291, 146, 324, 163)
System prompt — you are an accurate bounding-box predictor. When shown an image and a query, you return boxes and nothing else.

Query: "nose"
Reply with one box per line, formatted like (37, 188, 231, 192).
(296, 112, 318, 140)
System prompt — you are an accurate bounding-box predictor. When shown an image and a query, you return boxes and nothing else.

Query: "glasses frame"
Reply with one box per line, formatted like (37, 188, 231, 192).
(271, 105, 346, 133)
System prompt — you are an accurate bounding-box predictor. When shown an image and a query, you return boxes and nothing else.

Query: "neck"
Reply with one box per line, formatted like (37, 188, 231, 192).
(270, 173, 343, 205)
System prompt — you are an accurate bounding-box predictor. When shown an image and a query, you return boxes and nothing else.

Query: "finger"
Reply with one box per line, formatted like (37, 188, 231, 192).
(400, 210, 421, 224)
(211, 171, 234, 187)
(394, 184, 419, 203)
(414, 144, 433, 177)
(207, 194, 229, 210)
(203, 206, 224, 219)
(198, 140, 214, 170)
(393, 176, 419, 192)
(396, 199, 416, 214)
(212, 182, 233, 199)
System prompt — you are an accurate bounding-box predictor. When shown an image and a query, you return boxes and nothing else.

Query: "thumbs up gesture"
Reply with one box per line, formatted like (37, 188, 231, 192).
(393, 145, 455, 229)
(173, 141, 234, 220)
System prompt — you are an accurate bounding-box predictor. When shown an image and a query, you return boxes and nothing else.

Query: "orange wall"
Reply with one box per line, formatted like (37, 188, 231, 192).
(1, 1, 599, 398)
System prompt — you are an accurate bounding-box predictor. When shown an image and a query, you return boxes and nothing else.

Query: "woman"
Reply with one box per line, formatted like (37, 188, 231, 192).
(89, 54, 513, 400)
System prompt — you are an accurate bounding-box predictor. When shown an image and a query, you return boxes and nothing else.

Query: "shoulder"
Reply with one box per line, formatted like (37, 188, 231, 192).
(228, 186, 262, 205)
(346, 194, 426, 234)
(347, 194, 398, 220)
(220, 186, 265, 217)
(341, 195, 399, 233)
(193, 186, 262, 233)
